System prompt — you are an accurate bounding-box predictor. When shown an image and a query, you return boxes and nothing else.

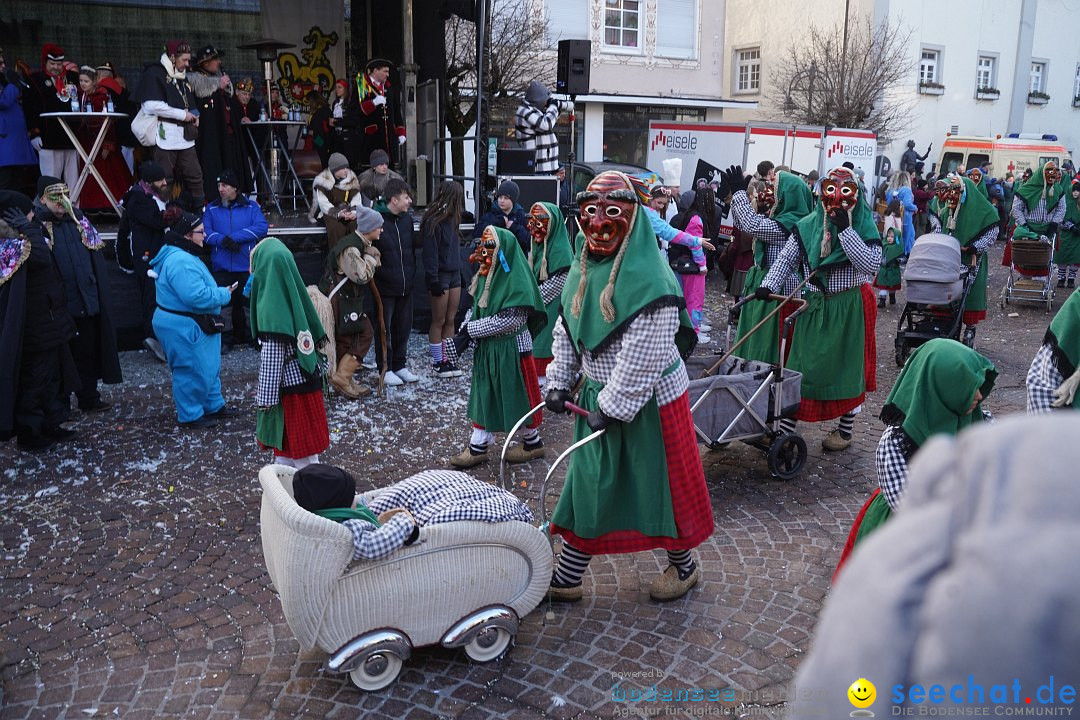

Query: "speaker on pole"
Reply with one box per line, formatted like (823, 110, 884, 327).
(556, 40, 591, 97)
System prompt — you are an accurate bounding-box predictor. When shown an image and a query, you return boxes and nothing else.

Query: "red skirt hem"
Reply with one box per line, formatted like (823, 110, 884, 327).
(520, 354, 543, 429)
(533, 356, 552, 376)
(962, 310, 987, 325)
(261, 390, 329, 459)
(832, 488, 880, 585)
(873, 283, 901, 291)
(551, 392, 714, 555)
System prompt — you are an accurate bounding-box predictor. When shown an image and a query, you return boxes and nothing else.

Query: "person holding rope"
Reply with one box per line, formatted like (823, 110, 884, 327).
(928, 175, 1000, 347)
(723, 166, 813, 363)
(544, 170, 714, 603)
(754, 166, 882, 452)
(444, 226, 547, 468)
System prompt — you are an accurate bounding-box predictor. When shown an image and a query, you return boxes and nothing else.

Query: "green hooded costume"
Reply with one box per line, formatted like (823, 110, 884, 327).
(1055, 181, 1080, 266)
(852, 338, 997, 544)
(736, 171, 815, 364)
(527, 202, 575, 360)
(930, 177, 1000, 318)
(552, 195, 698, 545)
(465, 226, 546, 432)
(249, 238, 329, 450)
(781, 194, 880, 408)
(874, 226, 905, 289)
(1014, 163, 1068, 226)
(1043, 290, 1080, 410)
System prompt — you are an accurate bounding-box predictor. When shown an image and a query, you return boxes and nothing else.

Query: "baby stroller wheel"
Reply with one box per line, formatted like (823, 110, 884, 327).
(463, 626, 514, 662)
(895, 343, 911, 368)
(349, 651, 403, 692)
(767, 433, 806, 480)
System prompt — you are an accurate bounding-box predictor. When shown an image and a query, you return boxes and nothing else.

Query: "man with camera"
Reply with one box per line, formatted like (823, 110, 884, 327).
(514, 81, 572, 175)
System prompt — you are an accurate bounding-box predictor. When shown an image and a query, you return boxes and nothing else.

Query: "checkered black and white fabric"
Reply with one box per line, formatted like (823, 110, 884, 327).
(1012, 193, 1067, 228)
(876, 425, 914, 510)
(514, 103, 561, 174)
(928, 214, 999, 252)
(545, 306, 688, 422)
(730, 190, 800, 295)
(761, 228, 882, 294)
(1026, 343, 1064, 414)
(538, 268, 568, 305)
(257, 338, 324, 408)
(463, 307, 533, 353)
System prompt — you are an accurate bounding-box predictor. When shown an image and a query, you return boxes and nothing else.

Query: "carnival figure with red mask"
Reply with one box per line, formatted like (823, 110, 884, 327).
(543, 170, 714, 604)
(723, 165, 815, 364)
(525, 202, 574, 384)
(754, 166, 883, 452)
(444, 225, 547, 468)
(1009, 162, 1068, 281)
(928, 174, 1000, 345)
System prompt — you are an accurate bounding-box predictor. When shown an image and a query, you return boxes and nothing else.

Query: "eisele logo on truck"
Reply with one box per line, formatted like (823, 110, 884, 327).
(827, 139, 874, 159)
(651, 130, 697, 153)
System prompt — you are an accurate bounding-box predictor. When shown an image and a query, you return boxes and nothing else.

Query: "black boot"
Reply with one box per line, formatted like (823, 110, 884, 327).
(963, 325, 977, 347)
(889, 292, 897, 305)
(877, 296, 886, 308)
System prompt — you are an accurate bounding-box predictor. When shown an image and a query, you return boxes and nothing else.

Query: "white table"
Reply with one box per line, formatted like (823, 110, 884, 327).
(41, 111, 130, 214)
(242, 119, 310, 216)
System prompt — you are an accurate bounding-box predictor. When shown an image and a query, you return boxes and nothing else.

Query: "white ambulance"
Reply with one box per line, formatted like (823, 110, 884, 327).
(936, 134, 1074, 178)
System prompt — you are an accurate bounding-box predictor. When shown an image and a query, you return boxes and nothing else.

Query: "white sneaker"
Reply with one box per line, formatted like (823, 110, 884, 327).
(697, 334, 712, 344)
(700, 323, 713, 332)
(382, 370, 404, 386)
(396, 368, 420, 383)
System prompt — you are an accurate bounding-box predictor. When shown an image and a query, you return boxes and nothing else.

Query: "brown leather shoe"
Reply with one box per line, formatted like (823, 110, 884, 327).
(821, 429, 851, 452)
(649, 564, 700, 602)
(546, 583, 583, 602)
(504, 443, 545, 463)
(450, 448, 488, 468)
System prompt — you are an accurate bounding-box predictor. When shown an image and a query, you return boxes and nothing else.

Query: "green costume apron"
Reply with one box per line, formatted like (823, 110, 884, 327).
(249, 238, 328, 450)
(1046, 291, 1080, 410)
(551, 369, 679, 539)
(930, 178, 999, 317)
(555, 188, 696, 540)
(874, 227, 904, 289)
(853, 491, 892, 544)
(465, 227, 545, 432)
(527, 202, 574, 360)
(1055, 190, 1080, 266)
(735, 172, 814, 363)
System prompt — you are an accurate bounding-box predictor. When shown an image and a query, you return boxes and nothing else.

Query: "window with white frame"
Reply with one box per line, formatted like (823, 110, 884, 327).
(1030, 61, 1046, 93)
(920, 49, 940, 84)
(735, 47, 761, 93)
(546, 0, 589, 45)
(976, 55, 996, 90)
(603, 0, 640, 50)
(656, 0, 698, 59)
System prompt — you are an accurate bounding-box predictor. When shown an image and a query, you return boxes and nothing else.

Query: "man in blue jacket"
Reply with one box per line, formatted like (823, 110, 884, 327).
(203, 169, 267, 351)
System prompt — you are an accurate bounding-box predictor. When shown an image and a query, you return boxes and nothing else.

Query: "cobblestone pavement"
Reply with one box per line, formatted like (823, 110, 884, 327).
(1, 246, 1068, 720)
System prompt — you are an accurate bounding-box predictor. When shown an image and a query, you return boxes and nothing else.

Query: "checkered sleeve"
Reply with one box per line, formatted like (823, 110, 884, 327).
(838, 227, 882, 277)
(875, 426, 911, 511)
(929, 213, 942, 233)
(970, 223, 999, 253)
(341, 513, 415, 561)
(465, 307, 527, 339)
(544, 316, 580, 393)
(597, 306, 685, 422)
(1026, 344, 1064, 415)
(364, 470, 534, 525)
(760, 234, 801, 292)
(538, 269, 568, 305)
(256, 339, 286, 408)
(730, 191, 788, 242)
(1049, 195, 1067, 224)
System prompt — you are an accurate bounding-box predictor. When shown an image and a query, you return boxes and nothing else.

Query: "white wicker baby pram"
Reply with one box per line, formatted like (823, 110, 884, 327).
(258, 464, 552, 691)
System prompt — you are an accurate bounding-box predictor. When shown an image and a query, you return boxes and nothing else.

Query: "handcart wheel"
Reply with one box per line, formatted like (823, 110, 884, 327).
(463, 626, 513, 662)
(767, 433, 807, 480)
(895, 344, 910, 368)
(349, 652, 403, 691)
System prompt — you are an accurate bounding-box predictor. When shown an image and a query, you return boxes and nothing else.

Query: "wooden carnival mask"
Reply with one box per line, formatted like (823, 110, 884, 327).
(756, 181, 776, 214)
(469, 227, 500, 276)
(934, 176, 965, 209)
(576, 171, 637, 257)
(819, 167, 860, 213)
(527, 203, 551, 243)
(1044, 161, 1061, 188)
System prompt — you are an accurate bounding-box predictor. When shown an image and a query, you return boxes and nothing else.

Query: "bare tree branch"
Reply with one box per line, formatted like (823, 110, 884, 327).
(765, 14, 915, 144)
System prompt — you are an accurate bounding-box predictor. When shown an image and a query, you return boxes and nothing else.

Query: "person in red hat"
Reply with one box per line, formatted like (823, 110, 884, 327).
(24, 44, 80, 188)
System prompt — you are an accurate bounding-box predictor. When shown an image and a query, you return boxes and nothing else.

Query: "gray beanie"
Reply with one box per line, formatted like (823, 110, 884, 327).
(328, 153, 349, 172)
(524, 80, 550, 107)
(354, 205, 384, 234)
(369, 149, 390, 167)
(496, 180, 520, 205)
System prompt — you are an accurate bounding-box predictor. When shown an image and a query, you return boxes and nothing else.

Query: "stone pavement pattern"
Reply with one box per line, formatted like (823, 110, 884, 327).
(1, 247, 1065, 719)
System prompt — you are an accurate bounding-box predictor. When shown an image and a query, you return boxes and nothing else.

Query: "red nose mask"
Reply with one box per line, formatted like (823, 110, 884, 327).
(578, 171, 637, 256)
(527, 205, 551, 243)
(820, 168, 860, 213)
(469, 230, 498, 276)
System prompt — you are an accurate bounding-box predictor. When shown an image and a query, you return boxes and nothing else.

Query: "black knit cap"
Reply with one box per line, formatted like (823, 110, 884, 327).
(168, 210, 202, 237)
(36, 175, 63, 198)
(140, 161, 166, 183)
(293, 464, 357, 512)
(216, 168, 238, 189)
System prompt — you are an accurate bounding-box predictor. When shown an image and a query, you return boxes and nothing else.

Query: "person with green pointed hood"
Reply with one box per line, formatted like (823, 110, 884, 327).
(542, 170, 714, 604)
(965, 166, 989, 199)
(525, 201, 574, 384)
(1027, 289, 1080, 413)
(444, 225, 547, 468)
(724, 166, 814, 363)
(1054, 177, 1080, 288)
(833, 338, 996, 578)
(1012, 161, 1067, 242)
(250, 237, 331, 469)
(755, 166, 883, 452)
(929, 174, 1001, 345)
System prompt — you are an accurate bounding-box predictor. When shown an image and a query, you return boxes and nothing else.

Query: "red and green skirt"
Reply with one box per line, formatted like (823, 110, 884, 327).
(735, 266, 798, 364)
(257, 389, 330, 459)
(832, 488, 892, 584)
(468, 333, 542, 432)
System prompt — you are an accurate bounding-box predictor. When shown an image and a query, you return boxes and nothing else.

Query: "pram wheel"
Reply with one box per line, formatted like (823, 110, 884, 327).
(767, 433, 806, 480)
(895, 344, 911, 368)
(463, 626, 514, 662)
(349, 651, 404, 691)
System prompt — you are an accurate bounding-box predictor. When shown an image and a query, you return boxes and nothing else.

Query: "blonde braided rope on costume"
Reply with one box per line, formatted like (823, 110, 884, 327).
(569, 238, 589, 317)
(476, 232, 500, 310)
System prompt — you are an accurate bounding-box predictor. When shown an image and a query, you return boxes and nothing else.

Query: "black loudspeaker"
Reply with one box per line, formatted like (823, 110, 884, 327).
(498, 148, 536, 175)
(500, 175, 559, 209)
(557, 40, 591, 97)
